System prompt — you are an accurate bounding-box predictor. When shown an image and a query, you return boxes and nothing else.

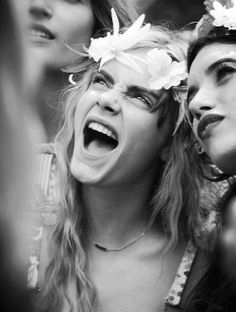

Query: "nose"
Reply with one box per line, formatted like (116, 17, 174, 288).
(97, 89, 121, 115)
(29, 0, 53, 19)
(189, 89, 216, 121)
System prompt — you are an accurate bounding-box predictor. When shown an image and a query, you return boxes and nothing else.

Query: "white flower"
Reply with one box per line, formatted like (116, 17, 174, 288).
(210, 1, 228, 27)
(224, 5, 236, 29)
(210, 0, 236, 30)
(88, 8, 151, 71)
(147, 48, 187, 90)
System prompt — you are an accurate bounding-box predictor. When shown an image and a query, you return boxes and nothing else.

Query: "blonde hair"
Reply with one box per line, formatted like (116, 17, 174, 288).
(39, 25, 205, 312)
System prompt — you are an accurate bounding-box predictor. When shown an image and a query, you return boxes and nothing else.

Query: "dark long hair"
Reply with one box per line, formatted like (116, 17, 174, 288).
(184, 180, 236, 312)
(187, 26, 236, 71)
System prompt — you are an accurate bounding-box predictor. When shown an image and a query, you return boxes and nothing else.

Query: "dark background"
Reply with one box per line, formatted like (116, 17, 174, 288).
(134, 0, 205, 27)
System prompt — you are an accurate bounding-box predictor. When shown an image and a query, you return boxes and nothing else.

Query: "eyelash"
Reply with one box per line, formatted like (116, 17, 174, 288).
(92, 74, 109, 87)
(65, 0, 82, 4)
(136, 95, 152, 107)
(215, 64, 236, 83)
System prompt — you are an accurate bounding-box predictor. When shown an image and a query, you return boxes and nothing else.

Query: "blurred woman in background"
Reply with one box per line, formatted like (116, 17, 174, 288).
(0, 0, 44, 311)
(26, 0, 138, 140)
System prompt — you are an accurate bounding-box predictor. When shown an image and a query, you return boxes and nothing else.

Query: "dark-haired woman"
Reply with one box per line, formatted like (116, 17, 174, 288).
(185, 0, 236, 310)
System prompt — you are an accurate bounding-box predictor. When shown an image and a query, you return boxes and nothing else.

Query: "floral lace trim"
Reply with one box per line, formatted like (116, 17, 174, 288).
(165, 241, 197, 307)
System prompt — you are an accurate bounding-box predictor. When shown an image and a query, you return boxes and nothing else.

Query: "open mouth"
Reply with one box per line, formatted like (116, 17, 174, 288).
(83, 121, 118, 155)
(29, 24, 55, 40)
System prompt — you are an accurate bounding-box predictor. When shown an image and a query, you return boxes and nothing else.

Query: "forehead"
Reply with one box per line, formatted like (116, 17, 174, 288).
(100, 49, 152, 89)
(189, 43, 236, 80)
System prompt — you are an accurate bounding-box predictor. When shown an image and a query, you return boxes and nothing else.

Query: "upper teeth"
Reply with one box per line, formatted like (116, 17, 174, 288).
(88, 122, 117, 140)
(30, 29, 51, 39)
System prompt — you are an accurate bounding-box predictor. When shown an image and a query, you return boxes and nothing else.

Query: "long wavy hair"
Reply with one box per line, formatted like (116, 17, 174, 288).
(185, 180, 236, 312)
(38, 26, 207, 312)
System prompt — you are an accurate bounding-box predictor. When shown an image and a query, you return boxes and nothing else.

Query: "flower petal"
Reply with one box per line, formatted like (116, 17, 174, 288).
(116, 52, 142, 72)
(111, 8, 120, 37)
(99, 53, 115, 69)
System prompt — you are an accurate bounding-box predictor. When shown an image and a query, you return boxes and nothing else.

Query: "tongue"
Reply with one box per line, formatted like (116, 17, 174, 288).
(87, 139, 114, 155)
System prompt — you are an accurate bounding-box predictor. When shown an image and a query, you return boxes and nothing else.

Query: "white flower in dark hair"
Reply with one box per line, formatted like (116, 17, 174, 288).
(147, 48, 187, 90)
(210, 0, 236, 30)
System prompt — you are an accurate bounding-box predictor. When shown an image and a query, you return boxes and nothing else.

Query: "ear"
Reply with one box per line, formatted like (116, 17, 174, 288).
(160, 144, 170, 163)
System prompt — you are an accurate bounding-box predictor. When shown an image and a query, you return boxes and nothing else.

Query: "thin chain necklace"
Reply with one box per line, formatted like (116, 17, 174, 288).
(89, 227, 150, 252)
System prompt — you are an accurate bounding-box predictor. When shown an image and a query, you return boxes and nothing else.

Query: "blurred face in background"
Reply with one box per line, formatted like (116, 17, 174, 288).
(27, 0, 94, 68)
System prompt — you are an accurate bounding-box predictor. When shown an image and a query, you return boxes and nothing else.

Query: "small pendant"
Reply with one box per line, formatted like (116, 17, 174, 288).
(94, 244, 108, 251)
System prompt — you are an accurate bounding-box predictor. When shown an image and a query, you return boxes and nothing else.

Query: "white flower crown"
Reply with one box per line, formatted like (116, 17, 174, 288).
(86, 8, 187, 92)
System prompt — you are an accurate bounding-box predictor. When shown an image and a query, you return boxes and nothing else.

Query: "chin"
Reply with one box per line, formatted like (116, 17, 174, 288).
(70, 159, 95, 185)
(207, 141, 236, 175)
(212, 154, 236, 175)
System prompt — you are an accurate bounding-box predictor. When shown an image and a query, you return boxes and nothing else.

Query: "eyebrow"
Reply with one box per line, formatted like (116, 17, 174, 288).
(127, 85, 160, 99)
(97, 70, 160, 98)
(206, 57, 236, 75)
(99, 70, 115, 85)
(186, 57, 236, 105)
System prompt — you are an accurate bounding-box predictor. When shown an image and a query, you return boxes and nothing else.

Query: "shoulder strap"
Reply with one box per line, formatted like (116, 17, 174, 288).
(165, 241, 197, 308)
(164, 243, 209, 311)
(178, 248, 209, 309)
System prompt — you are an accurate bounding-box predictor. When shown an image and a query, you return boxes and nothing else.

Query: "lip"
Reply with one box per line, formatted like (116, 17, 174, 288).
(28, 23, 55, 41)
(197, 114, 224, 140)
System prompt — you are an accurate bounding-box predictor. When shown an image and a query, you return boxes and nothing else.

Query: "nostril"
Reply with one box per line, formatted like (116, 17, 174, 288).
(104, 106, 114, 113)
(96, 100, 116, 113)
(194, 112, 201, 120)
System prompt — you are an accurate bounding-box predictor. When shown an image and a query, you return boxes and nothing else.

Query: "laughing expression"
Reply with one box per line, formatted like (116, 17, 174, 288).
(70, 49, 172, 186)
(187, 44, 236, 174)
(27, 0, 94, 68)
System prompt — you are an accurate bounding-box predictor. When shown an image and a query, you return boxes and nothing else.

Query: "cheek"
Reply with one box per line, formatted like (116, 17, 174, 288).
(61, 8, 94, 43)
(126, 113, 167, 153)
(74, 91, 97, 128)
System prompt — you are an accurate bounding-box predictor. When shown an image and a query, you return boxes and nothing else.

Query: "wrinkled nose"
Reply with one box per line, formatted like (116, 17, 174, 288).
(29, 0, 53, 19)
(189, 89, 216, 121)
(97, 90, 121, 115)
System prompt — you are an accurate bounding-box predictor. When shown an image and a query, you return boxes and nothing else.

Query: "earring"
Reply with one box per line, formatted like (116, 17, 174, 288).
(69, 74, 76, 85)
(195, 142, 205, 155)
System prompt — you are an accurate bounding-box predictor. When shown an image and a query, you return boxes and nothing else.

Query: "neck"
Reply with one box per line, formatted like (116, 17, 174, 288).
(35, 67, 68, 141)
(82, 178, 157, 247)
